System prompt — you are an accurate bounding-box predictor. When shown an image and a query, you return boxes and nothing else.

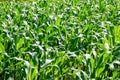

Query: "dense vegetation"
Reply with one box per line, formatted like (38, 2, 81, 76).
(0, 0, 120, 80)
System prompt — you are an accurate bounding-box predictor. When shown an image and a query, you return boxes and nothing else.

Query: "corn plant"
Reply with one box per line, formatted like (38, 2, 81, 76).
(0, 0, 120, 80)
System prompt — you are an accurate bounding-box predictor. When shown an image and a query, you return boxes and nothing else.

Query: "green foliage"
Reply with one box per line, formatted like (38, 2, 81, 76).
(0, 0, 120, 80)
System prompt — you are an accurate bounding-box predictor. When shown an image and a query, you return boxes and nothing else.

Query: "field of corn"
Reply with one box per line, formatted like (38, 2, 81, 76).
(0, 0, 120, 80)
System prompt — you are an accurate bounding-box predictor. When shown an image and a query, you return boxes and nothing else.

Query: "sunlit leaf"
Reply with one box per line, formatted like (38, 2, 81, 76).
(16, 38, 24, 50)
(0, 42, 5, 53)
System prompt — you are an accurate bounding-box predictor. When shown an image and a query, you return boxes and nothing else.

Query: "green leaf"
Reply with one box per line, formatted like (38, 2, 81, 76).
(112, 70, 118, 79)
(16, 38, 24, 50)
(96, 66, 105, 77)
(0, 42, 5, 53)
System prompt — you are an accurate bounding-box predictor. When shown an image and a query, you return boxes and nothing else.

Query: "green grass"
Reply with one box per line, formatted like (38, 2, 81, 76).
(0, 0, 120, 80)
